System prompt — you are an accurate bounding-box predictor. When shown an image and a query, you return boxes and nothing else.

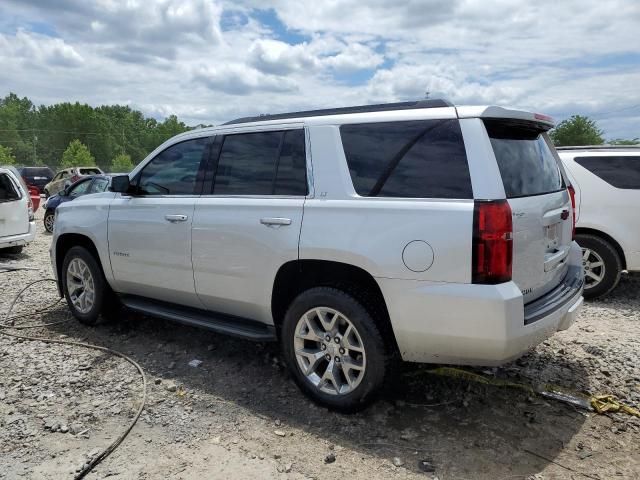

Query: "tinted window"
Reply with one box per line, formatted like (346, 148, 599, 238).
(20, 167, 53, 178)
(340, 119, 472, 198)
(80, 168, 102, 175)
(137, 138, 208, 195)
(88, 177, 110, 193)
(69, 179, 92, 197)
(0, 173, 20, 201)
(213, 129, 307, 195)
(574, 155, 640, 189)
(485, 120, 564, 198)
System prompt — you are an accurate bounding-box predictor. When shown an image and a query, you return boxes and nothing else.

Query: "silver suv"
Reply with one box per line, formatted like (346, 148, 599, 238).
(51, 100, 584, 411)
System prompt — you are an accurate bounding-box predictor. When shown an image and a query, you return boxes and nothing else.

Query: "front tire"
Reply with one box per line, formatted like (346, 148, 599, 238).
(43, 209, 55, 233)
(576, 234, 622, 299)
(281, 287, 389, 412)
(62, 246, 116, 325)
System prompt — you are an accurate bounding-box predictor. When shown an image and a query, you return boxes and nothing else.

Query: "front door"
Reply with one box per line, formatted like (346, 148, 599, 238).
(108, 137, 211, 307)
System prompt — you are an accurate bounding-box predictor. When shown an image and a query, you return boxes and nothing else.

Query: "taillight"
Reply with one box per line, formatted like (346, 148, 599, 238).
(472, 200, 513, 284)
(567, 185, 577, 240)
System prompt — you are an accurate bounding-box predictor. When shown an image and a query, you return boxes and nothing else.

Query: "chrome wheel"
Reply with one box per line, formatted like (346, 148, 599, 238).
(582, 247, 605, 289)
(294, 307, 366, 395)
(44, 213, 55, 232)
(66, 257, 96, 314)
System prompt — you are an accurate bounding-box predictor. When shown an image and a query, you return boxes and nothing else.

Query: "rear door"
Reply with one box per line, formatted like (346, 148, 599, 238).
(0, 171, 29, 238)
(192, 128, 307, 324)
(484, 119, 572, 303)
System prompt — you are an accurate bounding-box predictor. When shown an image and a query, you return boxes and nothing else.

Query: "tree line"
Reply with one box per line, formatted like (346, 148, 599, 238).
(0, 92, 637, 174)
(0, 93, 194, 172)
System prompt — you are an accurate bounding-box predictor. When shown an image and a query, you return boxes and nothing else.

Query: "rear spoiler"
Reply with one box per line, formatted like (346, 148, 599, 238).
(456, 106, 555, 130)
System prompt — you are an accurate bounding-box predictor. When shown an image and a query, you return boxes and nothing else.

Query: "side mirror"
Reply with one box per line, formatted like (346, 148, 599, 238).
(110, 175, 131, 194)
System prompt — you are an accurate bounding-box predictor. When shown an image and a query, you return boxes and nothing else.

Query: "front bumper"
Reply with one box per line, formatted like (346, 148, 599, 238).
(378, 243, 584, 366)
(0, 221, 36, 248)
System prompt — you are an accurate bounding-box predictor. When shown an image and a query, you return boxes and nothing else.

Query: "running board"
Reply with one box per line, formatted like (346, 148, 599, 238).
(119, 295, 277, 342)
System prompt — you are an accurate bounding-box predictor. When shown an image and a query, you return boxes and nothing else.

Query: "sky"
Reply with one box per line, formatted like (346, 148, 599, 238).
(0, 0, 639, 140)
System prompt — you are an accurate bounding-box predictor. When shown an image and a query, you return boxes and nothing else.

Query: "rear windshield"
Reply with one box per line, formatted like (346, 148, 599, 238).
(0, 173, 21, 202)
(485, 119, 564, 198)
(20, 167, 53, 177)
(79, 168, 102, 175)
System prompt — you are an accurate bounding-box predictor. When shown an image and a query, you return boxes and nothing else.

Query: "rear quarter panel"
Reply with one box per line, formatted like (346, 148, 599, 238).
(300, 124, 474, 282)
(561, 154, 640, 270)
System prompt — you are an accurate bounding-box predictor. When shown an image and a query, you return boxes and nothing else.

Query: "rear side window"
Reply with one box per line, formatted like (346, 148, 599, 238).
(0, 173, 20, 202)
(485, 120, 564, 198)
(340, 119, 472, 198)
(213, 129, 307, 195)
(79, 168, 102, 175)
(574, 155, 640, 189)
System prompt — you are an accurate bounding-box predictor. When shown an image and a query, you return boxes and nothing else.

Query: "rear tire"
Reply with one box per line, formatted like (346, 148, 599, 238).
(575, 234, 622, 299)
(281, 286, 389, 412)
(43, 210, 55, 233)
(62, 246, 121, 325)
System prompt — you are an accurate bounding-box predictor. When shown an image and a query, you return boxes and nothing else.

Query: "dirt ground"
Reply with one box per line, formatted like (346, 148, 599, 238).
(1, 208, 639, 480)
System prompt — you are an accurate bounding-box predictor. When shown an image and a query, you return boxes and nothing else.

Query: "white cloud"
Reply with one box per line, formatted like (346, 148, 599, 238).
(0, 0, 638, 139)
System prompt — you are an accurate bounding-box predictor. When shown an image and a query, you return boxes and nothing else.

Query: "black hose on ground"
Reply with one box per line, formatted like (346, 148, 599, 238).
(0, 276, 147, 479)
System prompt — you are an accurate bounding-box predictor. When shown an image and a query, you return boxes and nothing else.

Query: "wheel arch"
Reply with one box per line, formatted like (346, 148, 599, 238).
(575, 227, 627, 270)
(55, 233, 103, 294)
(271, 259, 399, 354)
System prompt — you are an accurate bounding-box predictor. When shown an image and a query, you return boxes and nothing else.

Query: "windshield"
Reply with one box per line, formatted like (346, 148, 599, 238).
(485, 119, 564, 198)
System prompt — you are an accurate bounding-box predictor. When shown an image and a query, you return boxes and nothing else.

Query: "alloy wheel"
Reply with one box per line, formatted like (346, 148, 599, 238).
(66, 257, 96, 314)
(582, 247, 605, 289)
(293, 307, 366, 395)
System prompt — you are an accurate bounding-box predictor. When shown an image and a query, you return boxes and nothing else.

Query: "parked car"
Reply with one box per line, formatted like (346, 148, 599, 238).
(558, 145, 640, 298)
(51, 100, 584, 411)
(44, 166, 104, 197)
(0, 166, 36, 254)
(3, 165, 40, 212)
(42, 175, 112, 232)
(17, 166, 54, 194)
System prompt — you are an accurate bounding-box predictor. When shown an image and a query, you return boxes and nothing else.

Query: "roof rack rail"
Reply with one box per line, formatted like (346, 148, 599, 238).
(223, 99, 453, 125)
(556, 145, 640, 150)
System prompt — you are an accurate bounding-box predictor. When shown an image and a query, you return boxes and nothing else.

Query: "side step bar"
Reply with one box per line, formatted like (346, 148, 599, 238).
(119, 295, 277, 342)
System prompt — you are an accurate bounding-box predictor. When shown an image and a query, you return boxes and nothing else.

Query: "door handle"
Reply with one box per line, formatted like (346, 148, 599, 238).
(260, 217, 292, 227)
(165, 214, 188, 223)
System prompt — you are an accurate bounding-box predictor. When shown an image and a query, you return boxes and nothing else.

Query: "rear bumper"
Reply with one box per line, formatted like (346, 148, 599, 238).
(378, 242, 584, 366)
(0, 221, 36, 249)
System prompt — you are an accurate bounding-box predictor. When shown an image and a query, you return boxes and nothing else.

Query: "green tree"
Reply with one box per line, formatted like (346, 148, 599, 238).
(60, 139, 96, 168)
(0, 144, 16, 165)
(550, 115, 604, 146)
(111, 152, 134, 172)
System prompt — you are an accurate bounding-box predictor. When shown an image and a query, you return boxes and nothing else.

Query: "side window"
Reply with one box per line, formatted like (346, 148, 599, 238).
(69, 179, 92, 197)
(340, 119, 472, 198)
(213, 129, 307, 195)
(0, 173, 20, 201)
(574, 155, 640, 189)
(137, 138, 209, 195)
(88, 177, 110, 193)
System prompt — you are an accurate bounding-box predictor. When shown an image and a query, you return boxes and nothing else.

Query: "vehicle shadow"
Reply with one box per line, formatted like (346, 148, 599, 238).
(38, 305, 591, 479)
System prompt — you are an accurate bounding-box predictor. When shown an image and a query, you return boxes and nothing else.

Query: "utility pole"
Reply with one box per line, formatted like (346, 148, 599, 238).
(32, 131, 37, 165)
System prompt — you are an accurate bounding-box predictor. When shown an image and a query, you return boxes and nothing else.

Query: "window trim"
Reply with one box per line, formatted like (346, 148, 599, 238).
(205, 128, 310, 198)
(129, 136, 214, 197)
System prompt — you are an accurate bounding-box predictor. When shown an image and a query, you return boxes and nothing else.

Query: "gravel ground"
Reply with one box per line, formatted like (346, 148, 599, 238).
(1, 209, 639, 479)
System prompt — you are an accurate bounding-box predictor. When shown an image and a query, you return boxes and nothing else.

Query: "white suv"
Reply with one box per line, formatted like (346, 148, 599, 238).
(51, 100, 583, 410)
(558, 146, 640, 298)
(1, 167, 36, 254)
